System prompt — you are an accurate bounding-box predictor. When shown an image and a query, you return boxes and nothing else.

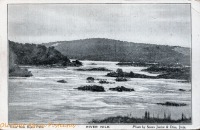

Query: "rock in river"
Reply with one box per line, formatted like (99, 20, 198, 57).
(178, 89, 186, 92)
(157, 101, 187, 107)
(57, 80, 67, 83)
(109, 86, 135, 92)
(75, 85, 105, 92)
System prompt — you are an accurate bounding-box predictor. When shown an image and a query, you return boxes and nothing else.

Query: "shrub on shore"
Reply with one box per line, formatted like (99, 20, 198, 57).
(90, 111, 191, 123)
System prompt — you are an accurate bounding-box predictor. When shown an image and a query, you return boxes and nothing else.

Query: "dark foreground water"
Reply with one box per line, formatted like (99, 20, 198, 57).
(9, 60, 191, 123)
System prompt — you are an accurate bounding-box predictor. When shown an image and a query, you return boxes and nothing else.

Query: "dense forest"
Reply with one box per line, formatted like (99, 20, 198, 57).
(9, 41, 82, 77)
(9, 41, 71, 66)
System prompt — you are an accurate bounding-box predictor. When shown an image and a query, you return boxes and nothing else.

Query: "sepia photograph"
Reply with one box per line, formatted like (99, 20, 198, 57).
(8, 3, 192, 124)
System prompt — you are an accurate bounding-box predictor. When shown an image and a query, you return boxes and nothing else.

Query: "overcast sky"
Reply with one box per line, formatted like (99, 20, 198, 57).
(8, 4, 191, 47)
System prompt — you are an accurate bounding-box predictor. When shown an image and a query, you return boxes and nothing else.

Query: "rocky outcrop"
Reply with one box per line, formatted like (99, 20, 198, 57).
(57, 80, 67, 83)
(76, 67, 111, 71)
(109, 86, 134, 92)
(75, 85, 105, 92)
(115, 77, 128, 82)
(157, 102, 187, 107)
(99, 80, 110, 84)
(178, 89, 186, 92)
(86, 77, 95, 83)
(9, 65, 33, 77)
(9, 47, 33, 77)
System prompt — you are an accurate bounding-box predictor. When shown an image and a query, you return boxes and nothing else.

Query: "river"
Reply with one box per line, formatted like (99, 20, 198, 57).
(8, 60, 191, 123)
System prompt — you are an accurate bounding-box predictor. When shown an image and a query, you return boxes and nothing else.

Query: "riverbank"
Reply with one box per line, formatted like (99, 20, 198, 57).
(90, 112, 191, 123)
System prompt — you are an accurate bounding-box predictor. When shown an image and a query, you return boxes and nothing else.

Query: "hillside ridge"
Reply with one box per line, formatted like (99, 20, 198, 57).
(43, 38, 190, 66)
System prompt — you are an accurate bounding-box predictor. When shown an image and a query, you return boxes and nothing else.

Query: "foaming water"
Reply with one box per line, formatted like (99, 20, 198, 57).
(9, 60, 191, 123)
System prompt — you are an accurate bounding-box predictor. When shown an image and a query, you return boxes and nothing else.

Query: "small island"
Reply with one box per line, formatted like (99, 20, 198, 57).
(106, 67, 190, 82)
(116, 62, 156, 67)
(142, 65, 191, 82)
(109, 86, 135, 92)
(156, 102, 187, 107)
(74, 85, 105, 92)
(76, 67, 111, 71)
(107, 69, 154, 79)
(115, 77, 128, 82)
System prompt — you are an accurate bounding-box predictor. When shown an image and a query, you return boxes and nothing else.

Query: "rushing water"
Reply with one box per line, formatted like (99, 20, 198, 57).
(9, 60, 191, 123)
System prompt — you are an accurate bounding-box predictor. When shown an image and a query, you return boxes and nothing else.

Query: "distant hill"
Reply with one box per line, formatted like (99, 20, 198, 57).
(44, 38, 191, 66)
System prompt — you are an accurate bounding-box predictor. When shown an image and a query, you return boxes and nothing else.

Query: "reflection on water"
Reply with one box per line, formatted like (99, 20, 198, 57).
(9, 60, 191, 123)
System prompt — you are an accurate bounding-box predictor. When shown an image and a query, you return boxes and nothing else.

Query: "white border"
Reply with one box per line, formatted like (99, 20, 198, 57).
(0, 0, 200, 129)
